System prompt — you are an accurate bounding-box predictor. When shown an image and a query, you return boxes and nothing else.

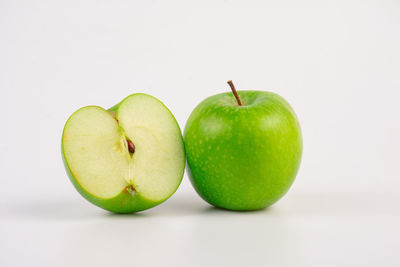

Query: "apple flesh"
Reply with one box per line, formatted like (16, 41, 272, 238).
(184, 83, 302, 211)
(62, 93, 185, 213)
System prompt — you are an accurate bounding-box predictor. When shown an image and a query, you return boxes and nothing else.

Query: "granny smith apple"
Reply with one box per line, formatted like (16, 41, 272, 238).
(62, 93, 185, 213)
(184, 81, 302, 211)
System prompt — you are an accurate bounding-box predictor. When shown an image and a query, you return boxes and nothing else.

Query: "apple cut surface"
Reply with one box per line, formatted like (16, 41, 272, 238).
(63, 106, 131, 199)
(116, 94, 185, 201)
(62, 94, 185, 213)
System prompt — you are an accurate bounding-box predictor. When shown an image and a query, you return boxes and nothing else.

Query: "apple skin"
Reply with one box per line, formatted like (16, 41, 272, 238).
(61, 94, 185, 213)
(184, 90, 302, 211)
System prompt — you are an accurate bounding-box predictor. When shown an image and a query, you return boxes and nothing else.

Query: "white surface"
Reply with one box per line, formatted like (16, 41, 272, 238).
(1, 0, 399, 266)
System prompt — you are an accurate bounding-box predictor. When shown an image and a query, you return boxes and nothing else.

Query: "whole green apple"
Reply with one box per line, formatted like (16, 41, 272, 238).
(62, 93, 185, 213)
(184, 81, 302, 210)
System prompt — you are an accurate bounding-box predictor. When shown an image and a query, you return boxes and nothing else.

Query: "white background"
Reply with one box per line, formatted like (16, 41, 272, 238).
(1, 0, 399, 266)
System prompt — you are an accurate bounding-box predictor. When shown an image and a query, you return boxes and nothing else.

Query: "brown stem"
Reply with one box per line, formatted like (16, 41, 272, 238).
(227, 80, 242, 106)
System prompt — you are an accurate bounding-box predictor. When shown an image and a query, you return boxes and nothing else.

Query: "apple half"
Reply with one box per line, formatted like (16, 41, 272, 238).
(62, 94, 185, 213)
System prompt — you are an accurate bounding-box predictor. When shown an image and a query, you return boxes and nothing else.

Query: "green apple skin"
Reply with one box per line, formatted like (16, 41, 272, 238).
(61, 94, 185, 213)
(184, 90, 302, 211)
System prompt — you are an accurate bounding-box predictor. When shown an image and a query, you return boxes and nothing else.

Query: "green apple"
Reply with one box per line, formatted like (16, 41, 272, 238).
(184, 81, 302, 211)
(62, 93, 185, 213)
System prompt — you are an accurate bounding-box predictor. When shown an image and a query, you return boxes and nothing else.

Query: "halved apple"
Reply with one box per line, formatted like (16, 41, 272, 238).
(61, 94, 185, 213)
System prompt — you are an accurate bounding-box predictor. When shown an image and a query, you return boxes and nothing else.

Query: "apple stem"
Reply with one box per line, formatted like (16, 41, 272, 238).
(227, 80, 242, 106)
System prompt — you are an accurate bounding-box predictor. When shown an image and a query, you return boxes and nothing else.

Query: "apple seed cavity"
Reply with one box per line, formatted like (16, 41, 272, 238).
(108, 110, 136, 155)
